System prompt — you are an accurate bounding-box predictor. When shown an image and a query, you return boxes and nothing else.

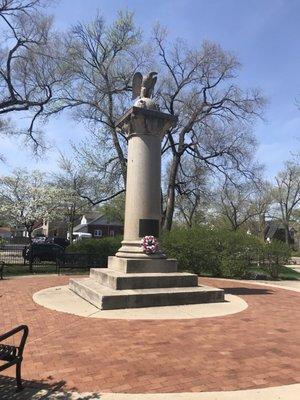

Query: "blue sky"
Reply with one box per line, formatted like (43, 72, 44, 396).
(2, 0, 299, 179)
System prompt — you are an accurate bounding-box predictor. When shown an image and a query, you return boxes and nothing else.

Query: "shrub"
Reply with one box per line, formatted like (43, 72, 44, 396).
(260, 240, 291, 279)
(161, 226, 221, 276)
(216, 229, 262, 278)
(66, 236, 122, 267)
(161, 226, 263, 279)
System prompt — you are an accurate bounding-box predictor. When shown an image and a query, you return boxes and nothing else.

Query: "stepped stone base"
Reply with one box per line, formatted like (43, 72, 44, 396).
(107, 256, 178, 273)
(69, 257, 225, 310)
(90, 268, 198, 290)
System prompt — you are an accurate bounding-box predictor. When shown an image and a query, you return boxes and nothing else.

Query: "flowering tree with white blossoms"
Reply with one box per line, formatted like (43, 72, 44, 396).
(0, 169, 61, 243)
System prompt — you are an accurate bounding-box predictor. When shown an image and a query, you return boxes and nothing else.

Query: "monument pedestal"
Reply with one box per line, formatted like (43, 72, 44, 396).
(69, 257, 224, 310)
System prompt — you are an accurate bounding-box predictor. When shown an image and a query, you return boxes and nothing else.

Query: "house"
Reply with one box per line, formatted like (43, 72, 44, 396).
(73, 213, 123, 239)
(264, 220, 297, 246)
(0, 226, 13, 240)
(12, 225, 28, 238)
(0, 225, 30, 244)
(32, 219, 68, 238)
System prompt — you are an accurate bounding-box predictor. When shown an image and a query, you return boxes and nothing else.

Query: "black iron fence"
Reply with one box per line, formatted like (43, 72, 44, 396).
(0, 247, 25, 265)
(5, 237, 30, 245)
(0, 247, 104, 273)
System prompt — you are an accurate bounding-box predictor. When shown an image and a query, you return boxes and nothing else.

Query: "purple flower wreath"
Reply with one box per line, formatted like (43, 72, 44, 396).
(141, 235, 159, 254)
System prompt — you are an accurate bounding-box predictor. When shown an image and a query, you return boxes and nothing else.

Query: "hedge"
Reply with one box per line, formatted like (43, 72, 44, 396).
(65, 229, 291, 279)
(66, 236, 122, 267)
(161, 226, 291, 279)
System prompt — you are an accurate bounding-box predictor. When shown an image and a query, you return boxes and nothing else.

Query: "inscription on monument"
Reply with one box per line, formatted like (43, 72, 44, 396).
(139, 219, 159, 237)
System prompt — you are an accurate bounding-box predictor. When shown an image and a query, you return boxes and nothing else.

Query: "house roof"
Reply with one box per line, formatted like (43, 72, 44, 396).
(265, 220, 297, 238)
(0, 226, 11, 232)
(87, 215, 122, 226)
(83, 212, 102, 223)
(73, 214, 123, 232)
(0, 226, 11, 233)
(265, 220, 281, 238)
(32, 220, 44, 231)
(73, 224, 89, 233)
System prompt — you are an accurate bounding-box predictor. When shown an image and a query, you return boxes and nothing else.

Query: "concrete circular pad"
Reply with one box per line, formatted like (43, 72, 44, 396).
(33, 285, 247, 319)
(17, 383, 300, 399)
(6, 383, 299, 400)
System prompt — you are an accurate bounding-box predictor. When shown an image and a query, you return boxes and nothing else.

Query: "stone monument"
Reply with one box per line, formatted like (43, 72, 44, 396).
(69, 72, 224, 309)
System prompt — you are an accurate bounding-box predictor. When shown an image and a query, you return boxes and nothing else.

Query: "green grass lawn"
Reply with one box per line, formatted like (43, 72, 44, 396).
(199, 265, 300, 281)
(244, 265, 300, 281)
(291, 250, 300, 257)
(279, 266, 300, 280)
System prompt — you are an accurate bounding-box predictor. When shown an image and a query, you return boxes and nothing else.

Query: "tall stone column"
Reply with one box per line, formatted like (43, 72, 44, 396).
(115, 101, 177, 259)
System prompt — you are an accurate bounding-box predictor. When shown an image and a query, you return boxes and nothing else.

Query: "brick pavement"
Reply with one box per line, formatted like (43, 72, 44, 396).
(0, 276, 299, 394)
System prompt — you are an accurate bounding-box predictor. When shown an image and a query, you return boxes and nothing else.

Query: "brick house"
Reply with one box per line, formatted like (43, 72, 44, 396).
(32, 219, 68, 238)
(0, 226, 12, 240)
(73, 213, 123, 238)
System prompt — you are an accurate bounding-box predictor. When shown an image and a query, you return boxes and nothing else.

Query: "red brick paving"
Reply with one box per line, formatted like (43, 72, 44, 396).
(0, 276, 300, 393)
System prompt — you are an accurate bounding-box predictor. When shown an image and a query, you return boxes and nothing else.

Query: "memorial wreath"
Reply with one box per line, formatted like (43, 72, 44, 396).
(141, 235, 159, 254)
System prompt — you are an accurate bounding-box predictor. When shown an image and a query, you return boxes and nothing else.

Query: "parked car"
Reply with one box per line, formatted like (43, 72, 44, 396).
(32, 235, 69, 248)
(72, 232, 92, 242)
(45, 237, 70, 248)
(32, 235, 47, 244)
(23, 243, 65, 264)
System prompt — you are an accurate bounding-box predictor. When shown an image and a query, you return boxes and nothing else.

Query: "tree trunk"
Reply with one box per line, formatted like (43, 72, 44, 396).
(284, 223, 291, 245)
(162, 154, 180, 231)
(68, 220, 74, 243)
(28, 229, 33, 244)
(27, 228, 34, 273)
(68, 206, 76, 242)
(259, 213, 266, 241)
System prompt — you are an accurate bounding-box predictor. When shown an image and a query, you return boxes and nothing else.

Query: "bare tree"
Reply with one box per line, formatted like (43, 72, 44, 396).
(71, 134, 125, 206)
(153, 26, 265, 230)
(174, 159, 211, 227)
(51, 155, 92, 240)
(216, 178, 259, 231)
(272, 161, 300, 244)
(0, 0, 65, 152)
(53, 145, 126, 218)
(52, 152, 126, 239)
(48, 11, 149, 185)
(249, 180, 273, 239)
(98, 192, 125, 224)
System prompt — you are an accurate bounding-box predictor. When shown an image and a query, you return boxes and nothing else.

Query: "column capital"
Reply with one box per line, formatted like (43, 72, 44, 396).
(116, 106, 178, 138)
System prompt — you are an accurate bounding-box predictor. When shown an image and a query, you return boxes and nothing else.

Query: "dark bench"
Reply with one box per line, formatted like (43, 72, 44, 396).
(0, 325, 29, 391)
(0, 261, 4, 279)
(56, 253, 101, 275)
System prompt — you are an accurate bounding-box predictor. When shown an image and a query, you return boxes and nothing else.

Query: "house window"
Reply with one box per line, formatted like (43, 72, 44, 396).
(94, 229, 102, 237)
(110, 230, 115, 237)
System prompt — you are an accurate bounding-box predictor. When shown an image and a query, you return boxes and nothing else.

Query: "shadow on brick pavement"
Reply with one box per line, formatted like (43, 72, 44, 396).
(0, 375, 101, 399)
(220, 287, 274, 296)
